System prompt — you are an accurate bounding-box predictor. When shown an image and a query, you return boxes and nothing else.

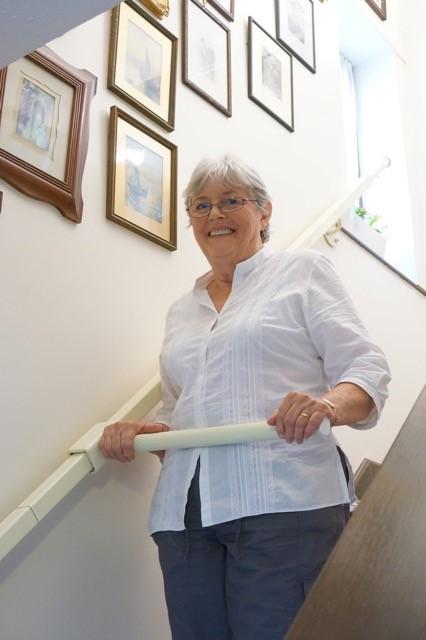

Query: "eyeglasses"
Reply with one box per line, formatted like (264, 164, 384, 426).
(187, 197, 258, 218)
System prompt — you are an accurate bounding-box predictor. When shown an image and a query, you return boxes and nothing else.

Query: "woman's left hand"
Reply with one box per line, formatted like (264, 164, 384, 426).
(267, 392, 334, 444)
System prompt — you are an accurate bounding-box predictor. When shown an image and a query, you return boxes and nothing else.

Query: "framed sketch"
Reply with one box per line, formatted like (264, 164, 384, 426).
(183, 0, 232, 117)
(109, 0, 177, 131)
(0, 46, 96, 222)
(207, 0, 235, 21)
(248, 18, 294, 132)
(364, 0, 386, 20)
(275, 0, 316, 74)
(137, 0, 169, 18)
(107, 106, 177, 250)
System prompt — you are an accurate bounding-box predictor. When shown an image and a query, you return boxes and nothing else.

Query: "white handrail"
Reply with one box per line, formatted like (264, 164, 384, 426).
(0, 158, 390, 563)
(287, 157, 391, 250)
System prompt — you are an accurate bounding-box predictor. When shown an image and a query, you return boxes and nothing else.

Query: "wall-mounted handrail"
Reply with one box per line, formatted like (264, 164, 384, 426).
(0, 157, 390, 564)
(287, 157, 391, 250)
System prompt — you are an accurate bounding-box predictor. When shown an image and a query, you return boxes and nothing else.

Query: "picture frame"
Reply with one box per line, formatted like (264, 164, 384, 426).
(364, 0, 386, 21)
(275, 0, 316, 74)
(137, 0, 170, 18)
(206, 0, 235, 22)
(108, 0, 177, 132)
(107, 106, 177, 251)
(183, 0, 232, 117)
(248, 18, 294, 132)
(0, 46, 96, 223)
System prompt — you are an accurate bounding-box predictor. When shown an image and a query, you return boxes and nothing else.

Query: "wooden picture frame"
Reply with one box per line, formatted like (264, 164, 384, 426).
(248, 18, 294, 132)
(183, 0, 232, 117)
(0, 46, 96, 223)
(364, 0, 386, 21)
(137, 0, 169, 18)
(107, 106, 177, 250)
(108, 0, 177, 132)
(207, 0, 235, 21)
(275, 0, 316, 74)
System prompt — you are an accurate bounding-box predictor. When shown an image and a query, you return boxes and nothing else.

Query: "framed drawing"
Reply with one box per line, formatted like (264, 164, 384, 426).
(138, 0, 169, 18)
(109, 0, 177, 132)
(364, 0, 386, 21)
(107, 106, 177, 250)
(0, 46, 96, 222)
(275, 0, 316, 74)
(183, 0, 232, 117)
(248, 18, 294, 132)
(207, 0, 235, 21)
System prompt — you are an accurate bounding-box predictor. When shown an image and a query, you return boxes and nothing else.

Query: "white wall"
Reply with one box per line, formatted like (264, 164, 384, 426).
(0, 2, 424, 639)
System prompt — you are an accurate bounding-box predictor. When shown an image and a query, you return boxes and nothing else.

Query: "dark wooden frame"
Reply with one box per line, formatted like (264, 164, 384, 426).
(0, 46, 96, 223)
(364, 0, 386, 21)
(207, 0, 235, 21)
(183, 0, 232, 117)
(108, 0, 177, 132)
(275, 0, 316, 74)
(107, 105, 177, 251)
(248, 18, 294, 133)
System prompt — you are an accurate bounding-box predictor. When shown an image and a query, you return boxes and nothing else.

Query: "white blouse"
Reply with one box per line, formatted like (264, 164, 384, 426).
(148, 247, 390, 534)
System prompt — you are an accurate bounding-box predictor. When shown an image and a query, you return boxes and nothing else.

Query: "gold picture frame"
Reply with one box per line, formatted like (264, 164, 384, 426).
(138, 0, 169, 18)
(107, 106, 177, 250)
(109, 0, 177, 131)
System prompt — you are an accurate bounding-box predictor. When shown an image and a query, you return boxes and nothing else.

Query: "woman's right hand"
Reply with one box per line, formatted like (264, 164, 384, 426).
(98, 421, 169, 463)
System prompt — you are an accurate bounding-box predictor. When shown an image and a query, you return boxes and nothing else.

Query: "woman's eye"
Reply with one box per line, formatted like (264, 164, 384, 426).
(223, 197, 240, 206)
(196, 202, 210, 210)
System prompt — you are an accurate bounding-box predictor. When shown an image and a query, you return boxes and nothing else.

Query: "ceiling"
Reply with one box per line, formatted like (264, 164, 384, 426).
(0, 0, 121, 69)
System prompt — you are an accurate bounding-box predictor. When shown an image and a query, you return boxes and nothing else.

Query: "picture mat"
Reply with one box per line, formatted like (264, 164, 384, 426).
(114, 117, 172, 239)
(115, 2, 172, 121)
(278, 0, 314, 68)
(252, 25, 293, 126)
(187, 0, 228, 108)
(0, 57, 73, 181)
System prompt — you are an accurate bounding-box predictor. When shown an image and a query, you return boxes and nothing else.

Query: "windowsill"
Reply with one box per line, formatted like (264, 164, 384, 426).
(342, 228, 426, 297)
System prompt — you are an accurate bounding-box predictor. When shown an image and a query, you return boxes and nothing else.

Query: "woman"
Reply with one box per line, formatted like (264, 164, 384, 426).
(99, 156, 391, 639)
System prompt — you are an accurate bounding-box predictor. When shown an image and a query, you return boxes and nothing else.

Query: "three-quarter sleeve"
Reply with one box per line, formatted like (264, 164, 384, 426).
(303, 254, 391, 429)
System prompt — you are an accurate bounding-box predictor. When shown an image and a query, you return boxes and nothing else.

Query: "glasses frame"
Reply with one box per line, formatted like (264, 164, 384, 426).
(187, 197, 259, 218)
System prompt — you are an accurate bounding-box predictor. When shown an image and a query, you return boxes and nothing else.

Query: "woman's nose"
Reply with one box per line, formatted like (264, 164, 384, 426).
(208, 203, 226, 219)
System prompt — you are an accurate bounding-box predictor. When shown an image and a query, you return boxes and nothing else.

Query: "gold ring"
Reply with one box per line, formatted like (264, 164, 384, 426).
(300, 412, 310, 419)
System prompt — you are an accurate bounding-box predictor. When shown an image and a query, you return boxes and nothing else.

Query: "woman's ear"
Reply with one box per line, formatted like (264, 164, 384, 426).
(261, 201, 272, 227)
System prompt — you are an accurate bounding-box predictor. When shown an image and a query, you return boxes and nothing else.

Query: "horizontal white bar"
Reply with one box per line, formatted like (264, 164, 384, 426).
(17, 454, 93, 522)
(134, 418, 331, 452)
(287, 157, 391, 251)
(0, 507, 38, 563)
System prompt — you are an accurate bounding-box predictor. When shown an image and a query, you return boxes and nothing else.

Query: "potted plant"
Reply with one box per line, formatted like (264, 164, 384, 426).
(344, 206, 388, 257)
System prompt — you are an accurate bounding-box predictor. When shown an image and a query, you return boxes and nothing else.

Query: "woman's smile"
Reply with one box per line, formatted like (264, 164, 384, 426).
(208, 227, 235, 237)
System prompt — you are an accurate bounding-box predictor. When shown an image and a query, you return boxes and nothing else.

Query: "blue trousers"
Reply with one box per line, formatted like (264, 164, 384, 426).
(152, 460, 349, 640)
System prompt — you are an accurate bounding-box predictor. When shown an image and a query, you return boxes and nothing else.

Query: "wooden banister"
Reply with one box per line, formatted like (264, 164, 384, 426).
(285, 385, 426, 640)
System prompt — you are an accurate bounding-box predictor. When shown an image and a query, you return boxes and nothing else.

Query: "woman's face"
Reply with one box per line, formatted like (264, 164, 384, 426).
(190, 178, 271, 267)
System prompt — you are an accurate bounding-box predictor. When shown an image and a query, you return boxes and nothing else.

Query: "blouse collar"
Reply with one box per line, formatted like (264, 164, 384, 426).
(194, 245, 274, 296)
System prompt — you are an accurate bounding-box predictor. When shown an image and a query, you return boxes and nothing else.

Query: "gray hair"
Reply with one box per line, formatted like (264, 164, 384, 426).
(183, 154, 272, 243)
